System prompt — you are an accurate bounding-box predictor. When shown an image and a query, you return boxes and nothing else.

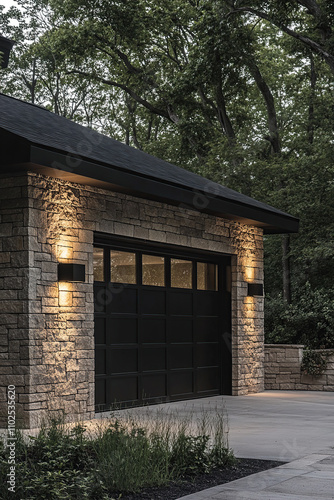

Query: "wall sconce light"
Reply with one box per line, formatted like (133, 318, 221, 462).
(58, 263, 85, 282)
(247, 283, 264, 297)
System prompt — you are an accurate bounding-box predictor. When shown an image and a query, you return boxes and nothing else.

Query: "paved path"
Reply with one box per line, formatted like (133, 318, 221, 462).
(177, 451, 334, 499)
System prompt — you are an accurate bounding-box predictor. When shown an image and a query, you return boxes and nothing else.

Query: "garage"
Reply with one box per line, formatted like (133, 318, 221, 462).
(94, 235, 232, 411)
(0, 93, 299, 428)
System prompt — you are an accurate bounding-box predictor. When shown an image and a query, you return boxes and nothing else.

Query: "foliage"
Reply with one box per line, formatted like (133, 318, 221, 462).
(0, 410, 234, 499)
(1, 0, 334, 345)
(301, 348, 332, 377)
(265, 283, 334, 349)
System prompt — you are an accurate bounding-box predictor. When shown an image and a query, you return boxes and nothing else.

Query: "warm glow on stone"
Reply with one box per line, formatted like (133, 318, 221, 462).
(59, 282, 73, 307)
(57, 243, 73, 260)
(244, 296, 255, 319)
(244, 265, 255, 281)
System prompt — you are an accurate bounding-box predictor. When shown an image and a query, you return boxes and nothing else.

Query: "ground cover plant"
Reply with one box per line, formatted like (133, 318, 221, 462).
(0, 408, 235, 499)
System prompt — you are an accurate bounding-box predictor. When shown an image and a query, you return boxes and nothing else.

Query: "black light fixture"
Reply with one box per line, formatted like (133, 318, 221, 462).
(0, 35, 15, 69)
(58, 263, 85, 282)
(247, 283, 264, 297)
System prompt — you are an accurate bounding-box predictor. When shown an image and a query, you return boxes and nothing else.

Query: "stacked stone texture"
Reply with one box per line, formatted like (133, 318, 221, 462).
(0, 171, 264, 428)
(264, 344, 334, 391)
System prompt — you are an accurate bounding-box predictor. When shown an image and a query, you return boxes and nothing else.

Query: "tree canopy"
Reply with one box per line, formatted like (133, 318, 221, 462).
(1, 0, 334, 347)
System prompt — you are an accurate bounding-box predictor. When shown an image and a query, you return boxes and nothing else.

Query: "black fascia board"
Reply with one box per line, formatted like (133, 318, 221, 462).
(0, 36, 15, 69)
(0, 130, 31, 164)
(24, 145, 299, 234)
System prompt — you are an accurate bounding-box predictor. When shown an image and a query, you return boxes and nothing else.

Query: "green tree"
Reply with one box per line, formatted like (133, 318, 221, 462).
(2, 0, 334, 346)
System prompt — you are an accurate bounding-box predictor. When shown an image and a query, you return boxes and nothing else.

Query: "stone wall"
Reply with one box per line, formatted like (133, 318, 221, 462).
(0, 171, 265, 428)
(0, 175, 31, 428)
(264, 344, 334, 391)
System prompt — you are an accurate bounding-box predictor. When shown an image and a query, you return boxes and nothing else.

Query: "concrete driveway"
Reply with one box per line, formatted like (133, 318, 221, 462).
(221, 390, 334, 461)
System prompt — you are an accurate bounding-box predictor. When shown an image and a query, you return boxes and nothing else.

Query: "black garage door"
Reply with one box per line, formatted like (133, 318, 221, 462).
(94, 235, 231, 411)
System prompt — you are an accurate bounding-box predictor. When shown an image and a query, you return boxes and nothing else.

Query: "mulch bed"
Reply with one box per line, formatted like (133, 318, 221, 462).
(116, 458, 284, 499)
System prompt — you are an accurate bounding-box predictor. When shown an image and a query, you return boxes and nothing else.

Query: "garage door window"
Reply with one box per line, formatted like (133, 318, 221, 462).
(93, 247, 104, 282)
(171, 258, 193, 289)
(110, 250, 136, 284)
(197, 262, 218, 291)
(142, 254, 165, 286)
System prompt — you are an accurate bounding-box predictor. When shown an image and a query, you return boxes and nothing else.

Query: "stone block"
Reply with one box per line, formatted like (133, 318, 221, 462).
(1, 301, 23, 314)
(279, 383, 296, 390)
(0, 252, 11, 263)
(148, 229, 167, 242)
(114, 222, 134, 237)
(3, 236, 24, 252)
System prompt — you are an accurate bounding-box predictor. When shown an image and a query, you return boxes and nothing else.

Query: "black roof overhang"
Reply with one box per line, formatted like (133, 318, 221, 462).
(1, 142, 299, 234)
(0, 36, 15, 69)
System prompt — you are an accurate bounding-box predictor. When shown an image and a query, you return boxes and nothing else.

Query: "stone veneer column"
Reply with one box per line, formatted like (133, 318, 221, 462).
(26, 173, 95, 428)
(1, 171, 264, 428)
(0, 174, 31, 428)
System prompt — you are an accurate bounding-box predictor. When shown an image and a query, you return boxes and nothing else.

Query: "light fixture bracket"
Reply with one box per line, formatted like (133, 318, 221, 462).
(247, 283, 264, 297)
(58, 263, 85, 282)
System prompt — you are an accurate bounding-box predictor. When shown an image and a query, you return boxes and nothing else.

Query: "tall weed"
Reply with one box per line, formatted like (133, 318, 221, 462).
(0, 405, 234, 498)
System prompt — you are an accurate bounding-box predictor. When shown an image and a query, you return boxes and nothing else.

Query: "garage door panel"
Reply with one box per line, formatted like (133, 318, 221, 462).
(142, 373, 167, 399)
(95, 348, 106, 375)
(169, 371, 193, 396)
(109, 287, 137, 314)
(169, 344, 193, 369)
(108, 318, 137, 344)
(141, 289, 166, 315)
(109, 376, 138, 403)
(95, 378, 106, 406)
(195, 318, 219, 342)
(169, 291, 193, 316)
(109, 347, 138, 374)
(94, 317, 106, 344)
(94, 285, 108, 313)
(140, 318, 166, 343)
(195, 292, 220, 316)
(168, 318, 193, 342)
(196, 367, 220, 393)
(196, 343, 219, 367)
(142, 347, 166, 371)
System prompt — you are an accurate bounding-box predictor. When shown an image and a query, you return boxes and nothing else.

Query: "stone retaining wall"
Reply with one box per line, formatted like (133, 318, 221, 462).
(264, 344, 334, 391)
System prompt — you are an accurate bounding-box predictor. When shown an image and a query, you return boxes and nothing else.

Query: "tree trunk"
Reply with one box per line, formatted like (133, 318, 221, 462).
(249, 59, 293, 301)
(248, 60, 280, 154)
(282, 235, 292, 303)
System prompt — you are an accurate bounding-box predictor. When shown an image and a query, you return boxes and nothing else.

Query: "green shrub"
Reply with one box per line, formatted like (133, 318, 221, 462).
(94, 421, 170, 492)
(170, 431, 210, 476)
(301, 349, 332, 376)
(0, 419, 107, 500)
(265, 283, 334, 348)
